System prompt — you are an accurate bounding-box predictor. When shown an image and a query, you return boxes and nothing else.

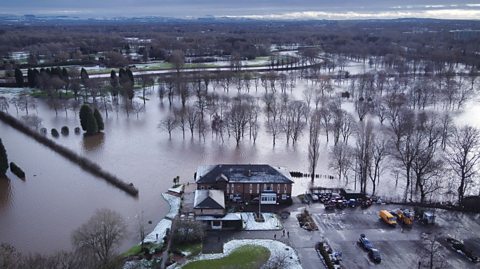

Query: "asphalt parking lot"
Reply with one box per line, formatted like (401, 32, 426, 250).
(307, 203, 480, 268)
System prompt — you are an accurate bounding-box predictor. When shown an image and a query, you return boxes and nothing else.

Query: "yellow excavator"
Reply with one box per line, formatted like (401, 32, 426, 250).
(395, 209, 414, 226)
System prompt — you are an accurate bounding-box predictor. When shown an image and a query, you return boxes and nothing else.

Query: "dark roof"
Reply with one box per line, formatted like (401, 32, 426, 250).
(195, 164, 293, 184)
(194, 190, 225, 209)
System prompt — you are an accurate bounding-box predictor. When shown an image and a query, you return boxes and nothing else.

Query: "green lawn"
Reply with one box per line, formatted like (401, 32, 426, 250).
(183, 245, 270, 269)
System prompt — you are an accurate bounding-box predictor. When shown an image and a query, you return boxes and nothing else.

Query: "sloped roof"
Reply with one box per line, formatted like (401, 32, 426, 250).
(194, 190, 225, 209)
(195, 164, 293, 184)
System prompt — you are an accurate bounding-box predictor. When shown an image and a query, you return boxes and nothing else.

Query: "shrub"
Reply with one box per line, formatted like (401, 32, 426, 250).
(61, 126, 69, 135)
(93, 108, 104, 131)
(40, 128, 47, 135)
(51, 128, 59, 137)
(10, 162, 25, 178)
(79, 105, 98, 134)
(74, 127, 81, 134)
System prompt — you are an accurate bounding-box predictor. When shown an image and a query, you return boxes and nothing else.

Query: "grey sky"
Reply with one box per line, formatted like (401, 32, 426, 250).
(1, 0, 479, 19)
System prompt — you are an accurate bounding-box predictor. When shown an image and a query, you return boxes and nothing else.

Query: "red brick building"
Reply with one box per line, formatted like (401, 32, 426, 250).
(195, 164, 293, 205)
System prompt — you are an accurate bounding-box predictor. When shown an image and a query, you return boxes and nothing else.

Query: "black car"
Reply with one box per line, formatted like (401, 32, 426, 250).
(369, 248, 382, 263)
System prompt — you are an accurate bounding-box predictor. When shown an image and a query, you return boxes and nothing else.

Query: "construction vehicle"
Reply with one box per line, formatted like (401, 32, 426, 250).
(414, 208, 436, 225)
(379, 210, 397, 226)
(395, 209, 414, 226)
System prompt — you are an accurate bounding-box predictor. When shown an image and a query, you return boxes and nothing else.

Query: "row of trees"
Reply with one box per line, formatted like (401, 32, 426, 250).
(324, 108, 480, 204)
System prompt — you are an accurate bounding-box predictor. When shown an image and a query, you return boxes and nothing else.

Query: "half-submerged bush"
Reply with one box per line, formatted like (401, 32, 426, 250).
(74, 127, 81, 134)
(40, 128, 47, 135)
(51, 128, 59, 137)
(61, 126, 69, 136)
(10, 162, 25, 179)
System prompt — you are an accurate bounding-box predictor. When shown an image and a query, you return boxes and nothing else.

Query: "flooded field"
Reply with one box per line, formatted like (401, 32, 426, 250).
(0, 66, 478, 254)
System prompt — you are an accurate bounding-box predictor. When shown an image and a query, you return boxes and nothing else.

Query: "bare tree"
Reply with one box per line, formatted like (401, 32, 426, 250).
(72, 208, 127, 268)
(0, 97, 9, 112)
(226, 99, 250, 146)
(160, 114, 179, 139)
(369, 132, 388, 196)
(329, 142, 354, 184)
(355, 120, 374, 194)
(446, 126, 480, 204)
(308, 111, 321, 182)
(418, 234, 447, 269)
(265, 97, 282, 147)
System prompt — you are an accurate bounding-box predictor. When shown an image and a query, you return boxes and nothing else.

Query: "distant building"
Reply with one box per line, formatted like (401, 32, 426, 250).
(195, 164, 293, 205)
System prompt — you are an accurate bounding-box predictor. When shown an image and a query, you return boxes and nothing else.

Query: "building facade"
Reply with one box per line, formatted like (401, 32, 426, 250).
(195, 164, 293, 205)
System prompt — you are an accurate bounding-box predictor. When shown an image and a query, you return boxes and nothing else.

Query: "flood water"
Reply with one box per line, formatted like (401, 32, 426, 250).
(0, 67, 478, 254)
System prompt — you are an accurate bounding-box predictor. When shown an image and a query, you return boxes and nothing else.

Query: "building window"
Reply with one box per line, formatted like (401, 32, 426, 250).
(256, 184, 259, 193)
(249, 184, 252, 194)
(231, 183, 234, 192)
(284, 184, 288, 193)
(276, 184, 280, 192)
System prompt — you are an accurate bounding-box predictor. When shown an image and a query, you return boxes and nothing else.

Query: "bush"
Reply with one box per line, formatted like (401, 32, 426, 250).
(74, 127, 81, 134)
(40, 128, 47, 135)
(80, 105, 98, 134)
(61, 126, 69, 135)
(10, 162, 25, 178)
(51, 128, 59, 137)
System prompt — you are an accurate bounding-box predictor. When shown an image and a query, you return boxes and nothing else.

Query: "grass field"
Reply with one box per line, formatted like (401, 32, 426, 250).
(182, 245, 270, 269)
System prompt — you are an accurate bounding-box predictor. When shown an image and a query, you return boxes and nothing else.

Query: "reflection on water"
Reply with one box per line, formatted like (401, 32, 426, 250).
(0, 178, 12, 212)
(81, 132, 105, 152)
(1, 75, 479, 254)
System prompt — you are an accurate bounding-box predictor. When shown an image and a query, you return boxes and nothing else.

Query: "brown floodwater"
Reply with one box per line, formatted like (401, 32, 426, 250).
(0, 72, 478, 255)
(0, 79, 334, 254)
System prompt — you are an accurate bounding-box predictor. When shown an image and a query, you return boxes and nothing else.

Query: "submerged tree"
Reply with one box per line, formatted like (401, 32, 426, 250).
(0, 138, 8, 176)
(79, 104, 98, 135)
(93, 108, 104, 131)
(308, 111, 321, 182)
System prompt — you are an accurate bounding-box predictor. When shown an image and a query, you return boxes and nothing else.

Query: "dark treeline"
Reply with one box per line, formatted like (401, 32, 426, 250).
(1, 19, 479, 72)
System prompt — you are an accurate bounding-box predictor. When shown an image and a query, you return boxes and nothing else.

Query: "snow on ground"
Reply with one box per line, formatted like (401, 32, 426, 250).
(168, 184, 184, 194)
(241, 212, 283, 230)
(163, 193, 181, 219)
(143, 193, 181, 244)
(181, 239, 302, 269)
(144, 219, 172, 244)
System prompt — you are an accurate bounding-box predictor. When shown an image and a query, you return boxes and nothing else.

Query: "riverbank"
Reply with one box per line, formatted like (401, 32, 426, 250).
(144, 192, 181, 244)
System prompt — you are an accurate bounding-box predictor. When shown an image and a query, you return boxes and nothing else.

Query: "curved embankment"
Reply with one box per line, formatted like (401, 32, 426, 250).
(0, 111, 139, 197)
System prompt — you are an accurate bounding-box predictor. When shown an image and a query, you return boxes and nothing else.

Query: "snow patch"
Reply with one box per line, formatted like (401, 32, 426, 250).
(143, 193, 181, 244)
(241, 212, 283, 230)
(163, 193, 181, 219)
(144, 219, 172, 244)
(181, 239, 302, 269)
(168, 184, 184, 194)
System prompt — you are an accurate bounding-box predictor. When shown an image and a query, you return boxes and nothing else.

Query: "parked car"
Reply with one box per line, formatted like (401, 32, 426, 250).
(368, 248, 382, 263)
(446, 237, 479, 263)
(311, 194, 319, 202)
(358, 234, 374, 251)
